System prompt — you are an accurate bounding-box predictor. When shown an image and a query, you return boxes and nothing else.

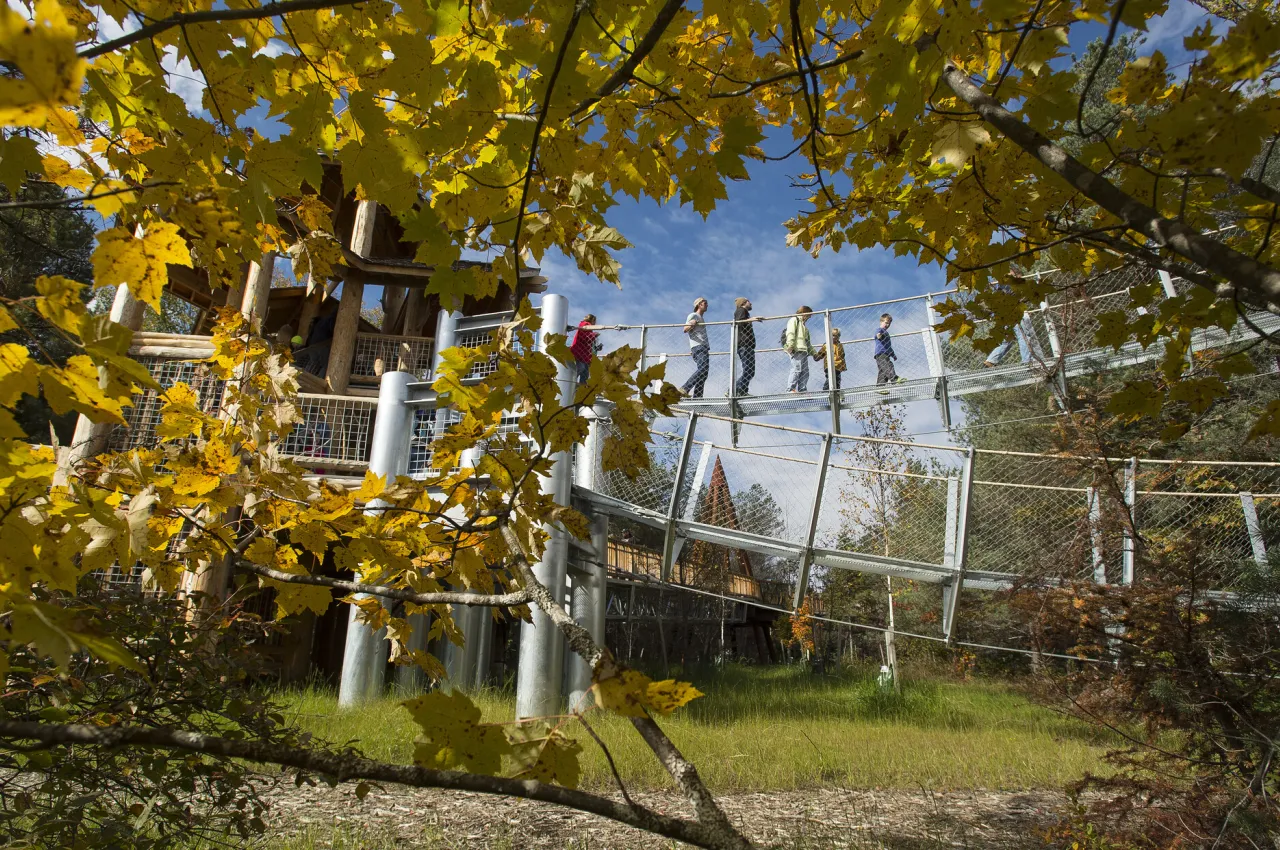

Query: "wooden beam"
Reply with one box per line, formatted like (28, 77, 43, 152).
(240, 254, 275, 334)
(55, 284, 146, 485)
(325, 276, 364, 393)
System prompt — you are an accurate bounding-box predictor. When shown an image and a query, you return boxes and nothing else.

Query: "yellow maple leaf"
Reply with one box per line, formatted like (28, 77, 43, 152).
(92, 223, 192, 311)
(0, 0, 85, 131)
(591, 666, 704, 717)
(267, 581, 334, 618)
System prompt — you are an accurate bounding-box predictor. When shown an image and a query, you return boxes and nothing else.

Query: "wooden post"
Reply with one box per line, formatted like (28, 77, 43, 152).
(350, 200, 377, 257)
(240, 254, 275, 334)
(55, 284, 146, 485)
(382, 285, 406, 334)
(401, 288, 426, 337)
(297, 291, 321, 342)
(325, 276, 364, 393)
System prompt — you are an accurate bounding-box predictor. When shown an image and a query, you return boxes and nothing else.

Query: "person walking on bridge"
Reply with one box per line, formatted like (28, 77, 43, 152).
(875, 312, 905, 389)
(813, 327, 846, 391)
(570, 313, 617, 384)
(681, 298, 711, 398)
(784, 306, 814, 392)
(733, 297, 763, 396)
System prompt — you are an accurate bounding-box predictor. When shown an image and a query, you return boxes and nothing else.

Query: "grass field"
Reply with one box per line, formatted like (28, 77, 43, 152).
(278, 664, 1113, 793)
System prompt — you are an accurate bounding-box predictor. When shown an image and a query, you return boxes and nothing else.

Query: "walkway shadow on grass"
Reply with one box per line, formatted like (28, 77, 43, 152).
(656, 664, 1113, 746)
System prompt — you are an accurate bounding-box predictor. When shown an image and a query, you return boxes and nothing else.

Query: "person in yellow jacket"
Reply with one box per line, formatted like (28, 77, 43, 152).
(812, 327, 847, 391)
(783, 306, 814, 392)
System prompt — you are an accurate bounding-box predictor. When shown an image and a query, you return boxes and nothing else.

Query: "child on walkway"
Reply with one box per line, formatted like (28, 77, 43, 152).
(681, 298, 711, 397)
(875, 313, 904, 389)
(812, 327, 846, 391)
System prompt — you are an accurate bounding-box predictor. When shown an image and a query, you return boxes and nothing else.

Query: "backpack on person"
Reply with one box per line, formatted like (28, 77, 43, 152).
(779, 317, 793, 349)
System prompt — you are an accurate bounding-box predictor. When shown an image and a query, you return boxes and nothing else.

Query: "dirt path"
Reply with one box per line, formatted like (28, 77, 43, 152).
(264, 783, 1070, 848)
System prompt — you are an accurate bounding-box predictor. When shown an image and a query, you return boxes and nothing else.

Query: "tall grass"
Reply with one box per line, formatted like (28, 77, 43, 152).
(277, 665, 1113, 792)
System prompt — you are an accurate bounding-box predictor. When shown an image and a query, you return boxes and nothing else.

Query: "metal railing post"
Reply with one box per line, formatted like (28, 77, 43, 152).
(944, 447, 975, 644)
(638, 325, 648, 375)
(661, 413, 700, 582)
(338, 369, 414, 707)
(792, 434, 833, 610)
(1038, 298, 1070, 400)
(1088, 486, 1106, 584)
(1123, 458, 1138, 584)
(1241, 492, 1269, 569)
(924, 294, 951, 429)
(823, 311, 840, 434)
(940, 474, 961, 637)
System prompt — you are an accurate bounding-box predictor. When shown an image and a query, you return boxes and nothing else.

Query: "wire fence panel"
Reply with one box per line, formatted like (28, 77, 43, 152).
(278, 394, 376, 468)
(592, 414, 690, 514)
(351, 333, 433, 383)
(968, 451, 1125, 583)
(683, 417, 829, 545)
(820, 433, 965, 567)
(105, 358, 226, 453)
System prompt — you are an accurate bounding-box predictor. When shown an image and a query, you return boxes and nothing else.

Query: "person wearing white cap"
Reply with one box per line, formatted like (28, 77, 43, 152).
(681, 297, 710, 397)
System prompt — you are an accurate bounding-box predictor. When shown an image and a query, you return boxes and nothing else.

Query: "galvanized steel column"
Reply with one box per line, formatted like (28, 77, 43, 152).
(567, 405, 610, 710)
(516, 294, 574, 719)
(338, 369, 414, 707)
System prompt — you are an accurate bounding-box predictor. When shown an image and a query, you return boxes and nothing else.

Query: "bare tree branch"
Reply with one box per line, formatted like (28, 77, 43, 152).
(236, 561, 534, 608)
(0, 720, 737, 849)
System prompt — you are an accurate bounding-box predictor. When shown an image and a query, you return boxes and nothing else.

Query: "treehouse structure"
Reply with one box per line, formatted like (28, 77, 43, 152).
(68, 170, 788, 691)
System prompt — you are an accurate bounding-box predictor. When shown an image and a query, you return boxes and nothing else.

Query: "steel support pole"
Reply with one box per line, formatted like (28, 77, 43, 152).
(1040, 299, 1069, 400)
(924, 295, 951, 430)
(1122, 458, 1138, 585)
(638, 325, 648, 375)
(1241, 492, 1268, 568)
(338, 370, 414, 707)
(567, 510, 609, 710)
(945, 448, 975, 644)
(792, 435, 833, 610)
(661, 414, 700, 582)
(515, 293, 574, 719)
(1088, 486, 1106, 584)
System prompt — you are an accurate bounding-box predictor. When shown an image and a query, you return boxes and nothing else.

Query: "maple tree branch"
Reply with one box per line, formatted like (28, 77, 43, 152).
(79, 0, 369, 59)
(235, 561, 533, 608)
(495, 523, 753, 850)
(570, 0, 686, 117)
(0, 720, 738, 849)
(938, 61, 1280, 308)
(989, 0, 1046, 98)
(512, 1, 587, 284)
(0, 182, 170, 211)
(708, 48, 864, 99)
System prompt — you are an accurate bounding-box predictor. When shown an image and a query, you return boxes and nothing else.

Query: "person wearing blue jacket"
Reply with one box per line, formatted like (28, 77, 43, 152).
(875, 313, 905, 386)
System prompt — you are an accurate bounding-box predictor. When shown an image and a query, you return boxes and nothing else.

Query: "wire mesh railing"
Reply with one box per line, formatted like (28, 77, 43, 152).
(584, 263, 1279, 412)
(105, 358, 226, 454)
(351, 333, 433, 383)
(583, 411, 1278, 619)
(277, 394, 377, 469)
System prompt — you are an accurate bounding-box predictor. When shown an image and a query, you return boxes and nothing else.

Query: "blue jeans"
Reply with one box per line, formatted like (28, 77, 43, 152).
(576, 359, 591, 384)
(735, 347, 755, 395)
(788, 352, 809, 392)
(682, 346, 710, 397)
(987, 317, 1040, 365)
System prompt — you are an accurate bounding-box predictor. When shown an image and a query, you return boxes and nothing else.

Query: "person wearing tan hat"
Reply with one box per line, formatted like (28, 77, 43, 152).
(733, 297, 763, 396)
(681, 297, 710, 397)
